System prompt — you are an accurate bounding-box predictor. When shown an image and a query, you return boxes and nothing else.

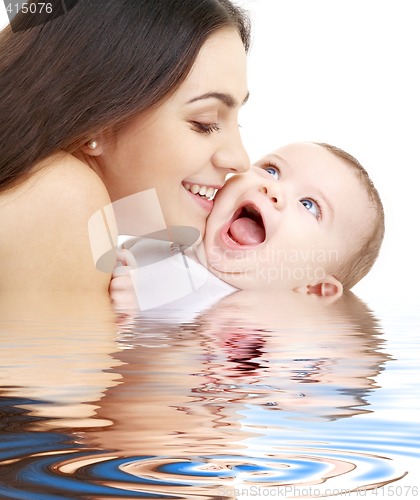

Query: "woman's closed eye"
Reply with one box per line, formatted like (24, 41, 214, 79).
(190, 121, 221, 134)
(300, 198, 321, 219)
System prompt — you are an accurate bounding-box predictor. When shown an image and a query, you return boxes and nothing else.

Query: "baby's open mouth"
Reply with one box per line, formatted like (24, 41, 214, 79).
(227, 204, 266, 246)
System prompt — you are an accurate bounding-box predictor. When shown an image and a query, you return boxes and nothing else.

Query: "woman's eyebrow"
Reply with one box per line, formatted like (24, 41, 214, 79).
(187, 91, 250, 108)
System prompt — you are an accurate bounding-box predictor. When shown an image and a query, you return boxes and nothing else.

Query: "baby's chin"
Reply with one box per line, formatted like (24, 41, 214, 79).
(193, 242, 239, 288)
(195, 254, 301, 291)
(198, 260, 257, 290)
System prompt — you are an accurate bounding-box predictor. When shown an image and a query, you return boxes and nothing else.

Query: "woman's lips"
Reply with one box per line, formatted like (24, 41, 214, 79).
(182, 182, 221, 213)
(184, 188, 214, 213)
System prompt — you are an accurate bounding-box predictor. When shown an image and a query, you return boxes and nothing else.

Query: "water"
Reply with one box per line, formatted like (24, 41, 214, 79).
(0, 290, 419, 499)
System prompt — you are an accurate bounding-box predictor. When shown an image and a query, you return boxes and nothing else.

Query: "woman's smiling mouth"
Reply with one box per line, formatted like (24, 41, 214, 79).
(183, 182, 218, 200)
(182, 181, 220, 213)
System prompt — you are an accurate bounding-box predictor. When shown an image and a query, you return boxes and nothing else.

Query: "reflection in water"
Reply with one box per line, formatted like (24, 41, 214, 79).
(0, 292, 121, 429)
(190, 290, 388, 421)
(0, 290, 415, 498)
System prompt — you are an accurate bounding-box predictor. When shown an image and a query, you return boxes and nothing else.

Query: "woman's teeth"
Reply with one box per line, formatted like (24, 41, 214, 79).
(184, 183, 217, 201)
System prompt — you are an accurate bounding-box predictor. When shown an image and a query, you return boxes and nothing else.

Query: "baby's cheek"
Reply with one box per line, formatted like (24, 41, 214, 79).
(195, 242, 208, 268)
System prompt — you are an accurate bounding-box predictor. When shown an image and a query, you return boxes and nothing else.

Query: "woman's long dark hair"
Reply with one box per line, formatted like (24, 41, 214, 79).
(0, 0, 251, 191)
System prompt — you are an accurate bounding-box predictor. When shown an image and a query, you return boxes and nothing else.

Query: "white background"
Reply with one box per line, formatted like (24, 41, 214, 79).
(237, 0, 420, 305)
(1, 1, 419, 304)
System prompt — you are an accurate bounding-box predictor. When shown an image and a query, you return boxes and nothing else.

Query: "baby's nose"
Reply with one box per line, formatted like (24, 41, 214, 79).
(259, 184, 284, 209)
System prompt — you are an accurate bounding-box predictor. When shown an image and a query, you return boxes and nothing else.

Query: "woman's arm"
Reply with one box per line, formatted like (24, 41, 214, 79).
(0, 152, 116, 293)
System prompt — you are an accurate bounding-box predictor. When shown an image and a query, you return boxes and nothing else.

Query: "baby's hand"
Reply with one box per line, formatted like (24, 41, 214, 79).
(109, 249, 139, 310)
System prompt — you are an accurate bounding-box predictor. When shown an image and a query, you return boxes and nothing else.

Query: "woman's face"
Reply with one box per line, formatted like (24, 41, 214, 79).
(95, 28, 249, 236)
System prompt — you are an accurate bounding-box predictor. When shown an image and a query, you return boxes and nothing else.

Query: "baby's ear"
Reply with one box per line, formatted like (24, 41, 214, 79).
(296, 274, 343, 303)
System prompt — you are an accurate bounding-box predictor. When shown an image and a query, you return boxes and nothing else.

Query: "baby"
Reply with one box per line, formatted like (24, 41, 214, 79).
(111, 142, 384, 312)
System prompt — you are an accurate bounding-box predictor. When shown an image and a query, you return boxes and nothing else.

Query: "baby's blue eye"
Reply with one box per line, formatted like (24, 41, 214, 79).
(300, 198, 320, 218)
(263, 165, 280, 180)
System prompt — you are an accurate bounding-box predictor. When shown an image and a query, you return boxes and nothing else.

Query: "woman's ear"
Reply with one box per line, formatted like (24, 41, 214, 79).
(295, 274, 344, 303)
(80, 137, 104, 156)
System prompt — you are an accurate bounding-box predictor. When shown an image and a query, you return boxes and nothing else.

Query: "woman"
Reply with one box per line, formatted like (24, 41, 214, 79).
(0, 0, 251, 293)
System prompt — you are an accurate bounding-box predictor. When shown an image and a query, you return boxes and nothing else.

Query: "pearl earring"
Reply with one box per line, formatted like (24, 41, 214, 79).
(87, 140, 98, 150)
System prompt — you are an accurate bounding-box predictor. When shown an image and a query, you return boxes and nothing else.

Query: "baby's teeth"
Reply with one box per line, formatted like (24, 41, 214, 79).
(199, 186, 207, 196)
(206, 187, 215, 199)
(184, 183, 190, 190)
(191, 184, 200, 194)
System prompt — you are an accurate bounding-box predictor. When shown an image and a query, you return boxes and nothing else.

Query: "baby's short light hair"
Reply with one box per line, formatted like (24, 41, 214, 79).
(316, 143, 385, 289)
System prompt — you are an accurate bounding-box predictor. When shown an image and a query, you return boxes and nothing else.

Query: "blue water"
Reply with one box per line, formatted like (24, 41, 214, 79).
(0, 291, 419, 499)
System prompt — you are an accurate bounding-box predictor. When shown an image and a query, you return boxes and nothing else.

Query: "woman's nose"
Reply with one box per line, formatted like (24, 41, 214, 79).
(213, 130, 250, 174)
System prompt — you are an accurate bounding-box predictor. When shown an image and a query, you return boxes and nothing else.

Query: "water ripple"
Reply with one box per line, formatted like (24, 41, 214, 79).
(0, 448, 408, 499)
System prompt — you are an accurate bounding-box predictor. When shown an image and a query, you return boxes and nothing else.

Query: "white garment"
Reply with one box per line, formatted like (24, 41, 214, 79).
(124, 238, 236, 322)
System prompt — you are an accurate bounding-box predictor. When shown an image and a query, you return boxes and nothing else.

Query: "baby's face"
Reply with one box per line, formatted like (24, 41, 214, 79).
(199, 142, 374, 290)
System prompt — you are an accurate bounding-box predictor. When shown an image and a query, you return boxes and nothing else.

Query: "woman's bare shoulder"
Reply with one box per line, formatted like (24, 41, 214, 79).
(1, 152, 109, 203)
(0, 152, 115, 292)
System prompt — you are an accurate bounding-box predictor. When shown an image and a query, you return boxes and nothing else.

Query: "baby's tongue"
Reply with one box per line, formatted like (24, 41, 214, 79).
(229, 217, 265, 245)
